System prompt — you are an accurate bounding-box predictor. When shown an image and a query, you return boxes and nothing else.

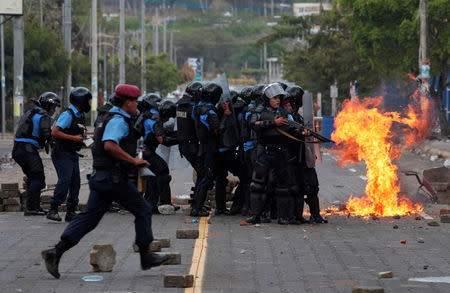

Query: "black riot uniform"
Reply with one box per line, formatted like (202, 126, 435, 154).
(193, 82, 222, 215)
(246, 83, 302, 225)
(13, 92, 60, 215)
(135, 98, 178, 214)
(176, 82, 209, 217)
(47, 87, 92, 222)
(41, 84, 170, 280)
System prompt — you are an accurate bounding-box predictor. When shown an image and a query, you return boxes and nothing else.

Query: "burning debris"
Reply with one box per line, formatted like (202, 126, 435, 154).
(329, 90, 435, 218)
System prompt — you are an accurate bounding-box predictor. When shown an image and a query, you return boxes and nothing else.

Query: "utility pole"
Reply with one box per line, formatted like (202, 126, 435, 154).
(64, 0, 72, 107)
(419, 0, 430, 91)
(141, 0, 146, 94)
(163, 0, 167, 53)
(263, 42, 267, 71)
(13, 16, 24, 131)
(111, 41, 115, 93)
(40, 0, 43, 28)
(169, 30, 173, 62)
(1, 15, 5, 133)
(154, 7, 159, 55)
(91, 0, 98, 125)
(103, 31, 107, 101)
(271, 0, 274, 17)
(119, 0, 125, 84)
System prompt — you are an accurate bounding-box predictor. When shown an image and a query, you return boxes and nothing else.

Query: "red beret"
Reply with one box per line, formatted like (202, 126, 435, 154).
(115, 84, 141, 99)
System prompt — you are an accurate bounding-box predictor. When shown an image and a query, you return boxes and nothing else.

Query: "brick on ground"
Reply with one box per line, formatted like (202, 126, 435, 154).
(378, 271, 393, 278)
(5, 205, 22, 212)
(1, 183, 19, 191)
(163, 274, 194, 288)
(132, 241, 162, 252)
(3, 197, 21, 206)
(440, 214, 450, 223)
(352, 287, 384, 293)
(90, 244, 116, 272)
(176, 229, 199, 239)
(155, 252, 181, 265)
(154, 238, 170, 248)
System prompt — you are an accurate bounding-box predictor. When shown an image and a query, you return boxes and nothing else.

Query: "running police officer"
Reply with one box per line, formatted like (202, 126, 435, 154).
(12, 93, 61, 216)
(47, 87, 92, 222)
(41, 84, 170, 279)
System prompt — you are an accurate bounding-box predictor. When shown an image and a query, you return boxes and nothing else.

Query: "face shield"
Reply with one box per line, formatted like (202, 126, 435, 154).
(264, 83, 286, 100)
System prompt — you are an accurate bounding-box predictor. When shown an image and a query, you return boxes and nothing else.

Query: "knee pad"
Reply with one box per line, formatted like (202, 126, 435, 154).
(250, 182, 265, 193)
(251, 161, 269, 184)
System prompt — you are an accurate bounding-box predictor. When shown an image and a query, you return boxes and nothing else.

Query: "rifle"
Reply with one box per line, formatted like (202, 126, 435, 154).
(286, 119, 335, 144)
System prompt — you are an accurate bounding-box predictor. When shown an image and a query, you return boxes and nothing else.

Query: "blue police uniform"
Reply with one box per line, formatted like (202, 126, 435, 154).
(60, 106, 153, 250)
(12, 106, 51, 212)
(50, 104, 85, 213)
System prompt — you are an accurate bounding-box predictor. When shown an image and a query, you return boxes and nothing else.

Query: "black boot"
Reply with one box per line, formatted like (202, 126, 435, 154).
(41, 241, 70, 279)
(190, 208, 209, 217)
(65, 208, 78, 222)
(245, 215, 261, 224)
(140, 248, 171, 270)
(46, 204, 61, 222)
(24, 209, 46, 216)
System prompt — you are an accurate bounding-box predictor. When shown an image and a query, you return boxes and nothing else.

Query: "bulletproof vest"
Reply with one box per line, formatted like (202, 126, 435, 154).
(92, 112, 136, 178)
(258, 108, 292, 145)
(218, 111, 240, 148)
(176, 100, 197, 142)
(143, 114, 164, 151)
(15, 108, 47, 146)
(94, 104, 113, 128)
(54, 108, 85, 152)
(194, 104, 218, 153)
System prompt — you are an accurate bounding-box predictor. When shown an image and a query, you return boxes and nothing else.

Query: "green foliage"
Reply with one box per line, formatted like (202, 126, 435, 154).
(261, 7, 380, 105)
(71, 51, 91, 88)
(22, 20, 70, 97)
(146, 54, 183, 96)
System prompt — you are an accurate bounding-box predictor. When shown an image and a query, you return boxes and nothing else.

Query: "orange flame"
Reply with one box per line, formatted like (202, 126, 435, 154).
(330, 94, 433, 218)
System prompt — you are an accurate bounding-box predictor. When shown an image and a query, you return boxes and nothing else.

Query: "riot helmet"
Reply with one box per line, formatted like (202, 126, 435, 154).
(200, 82, 223, 105)
(70, 87, 92, 113)
(275, 81, 289, 90)
(285, 85, 305, 110)
(159, 100, 177, 119)
(186, 81, 203, 98)
(33, 92, 61, 112)
(264, 83, 286, 100)
(251, 84, 266, 105)
(240, 86, 253, 104)
(138, 93, 162, 112)
(230, 90, 239, 104)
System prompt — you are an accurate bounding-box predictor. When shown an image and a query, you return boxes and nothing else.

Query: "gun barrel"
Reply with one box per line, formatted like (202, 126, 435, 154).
(287, 120, 335, 144)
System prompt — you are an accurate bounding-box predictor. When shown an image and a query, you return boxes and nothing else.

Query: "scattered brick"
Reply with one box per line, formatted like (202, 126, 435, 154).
(154, 238, 171, 248)
(240, 221, 248, 226)
(393, 225, 399, 229)
(163, 274, 194, 288)
(176, 229, 199, 239)
(1, 183, 19, 191)
(378, 271, 393, 278)
(155, 252, 181, 265)
(439, 209, 449, 215)
(3, 197, 20, 206)
(427, 221, 440, 226)
(417, 238, 425, 243)
(5, 205, 22, 212)
(415, 215, 422, 220)
(400, 239, 406, 244)
(352, 286, 384, 293)
(393, 215, 401, 219)
(440, 214, 450, 223)
(132, 241, 162, 253)
(90, 244, 116, 272)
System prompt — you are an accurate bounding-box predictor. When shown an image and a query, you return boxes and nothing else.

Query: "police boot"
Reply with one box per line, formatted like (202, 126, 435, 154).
(295, 196, 309, 223)
(46, 204, 62, 222)
(309, 194, 328, 224)
(245, 192, 264, 224)
(65, 207, 78, 222)
(140, 247, 171, 270)
(276, 190, 292, 225)
(41, 241, 70, 279)
(190, 208, 209, 217)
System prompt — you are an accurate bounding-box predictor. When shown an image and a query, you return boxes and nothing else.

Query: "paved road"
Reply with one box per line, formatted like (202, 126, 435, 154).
(0, 147, 449, 292)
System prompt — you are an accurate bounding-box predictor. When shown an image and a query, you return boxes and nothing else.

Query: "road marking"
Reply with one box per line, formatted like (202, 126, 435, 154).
(419, 212, 433, 220)
(185, 216, 209, 293)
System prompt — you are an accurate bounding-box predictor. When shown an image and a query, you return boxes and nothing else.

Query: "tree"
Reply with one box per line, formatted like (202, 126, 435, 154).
(146, 54, 183, 96)
(340, 0, 450, 129)
(259, 6, 380, 113)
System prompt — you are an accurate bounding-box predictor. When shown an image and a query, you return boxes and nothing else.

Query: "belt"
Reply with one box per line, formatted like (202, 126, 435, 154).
(262, 144, 287, 152)
(180, 139, 197, 144)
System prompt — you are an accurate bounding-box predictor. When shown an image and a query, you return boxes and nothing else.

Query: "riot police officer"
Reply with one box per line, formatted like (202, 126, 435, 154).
(41, 84, 170, 279)
(193, 82, 222, 216)
(246, 83, 304, 225)
(12, 92, 61, 216)
(136, 96, 179, 214)
(47, 87, 92, 222)
(176, 81, 209, 217)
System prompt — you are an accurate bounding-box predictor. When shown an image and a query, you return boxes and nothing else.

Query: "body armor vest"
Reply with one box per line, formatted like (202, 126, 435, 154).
(92, 112, 137, 180)
(15, 108, 47, 147)
(258, 108, 292, 145)
(54, 108, 85, 152)
(194, 104, 218, 154)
